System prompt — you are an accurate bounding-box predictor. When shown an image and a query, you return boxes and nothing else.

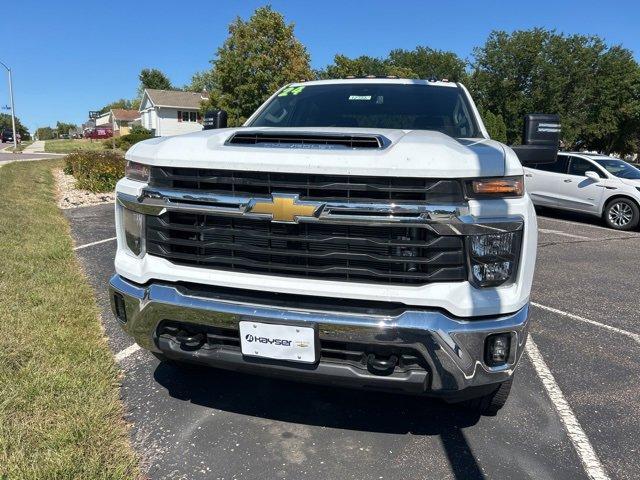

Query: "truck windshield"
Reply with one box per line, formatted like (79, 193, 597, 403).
(249, 83, 480, 138)
(595, 158, 640, 180)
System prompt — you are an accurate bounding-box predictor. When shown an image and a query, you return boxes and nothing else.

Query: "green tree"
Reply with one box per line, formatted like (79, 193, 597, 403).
(55, 121, 77, 136)
(99, 98, 134, 114)
(99, 97, 141, 114)
(138, 68, 173, 94)
(582, 46, 640, 154)
(388, 47, 468, 81)
(0, 113, 30, 139)
(480, 110, 507, 143)
(470, 28, 640, 154)
(317, 54, 416, 79)
(36, 127, 55, 140)
(317, 47, 466, 81)
(185, 70, 215, 93)
(204, 6, 312, 125)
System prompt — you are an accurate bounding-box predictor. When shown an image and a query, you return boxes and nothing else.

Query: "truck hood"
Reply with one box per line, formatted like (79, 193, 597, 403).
(126, 127, 506, 178)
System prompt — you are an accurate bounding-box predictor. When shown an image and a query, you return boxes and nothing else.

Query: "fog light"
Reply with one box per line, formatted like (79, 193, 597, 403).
(122, 207, 145, 257)
(472, 261, 512, 284)
(485, 333, 511, 366)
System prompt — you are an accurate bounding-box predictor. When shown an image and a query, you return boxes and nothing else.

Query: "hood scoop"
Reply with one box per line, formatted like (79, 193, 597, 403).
(225, 131, 388, 150)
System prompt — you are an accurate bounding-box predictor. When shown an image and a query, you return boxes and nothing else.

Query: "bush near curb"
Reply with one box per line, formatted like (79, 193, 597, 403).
(64, 151, 125, 193)
(103, 131, 153, 152)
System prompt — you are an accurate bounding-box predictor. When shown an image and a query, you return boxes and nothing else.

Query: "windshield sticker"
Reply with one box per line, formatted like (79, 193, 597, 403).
(348, 95, 372, 101)
(278, 86, 305, 97)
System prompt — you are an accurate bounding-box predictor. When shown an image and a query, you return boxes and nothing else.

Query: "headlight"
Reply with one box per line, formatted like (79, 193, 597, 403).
(465, 176, 524, 198)
(121, 207, 145, 257)
(467, 231, 521, 287)
(125, 161, 150, 182)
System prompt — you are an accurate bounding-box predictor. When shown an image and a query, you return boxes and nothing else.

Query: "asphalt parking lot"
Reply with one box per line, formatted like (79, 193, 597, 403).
(65, 203, 640, 480)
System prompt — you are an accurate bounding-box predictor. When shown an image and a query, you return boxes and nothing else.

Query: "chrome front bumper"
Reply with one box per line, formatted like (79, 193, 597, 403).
(109, 274, 530, 400)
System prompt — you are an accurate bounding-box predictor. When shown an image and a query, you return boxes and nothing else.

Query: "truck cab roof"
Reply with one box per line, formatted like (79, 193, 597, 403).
(286, 78, 460, 88)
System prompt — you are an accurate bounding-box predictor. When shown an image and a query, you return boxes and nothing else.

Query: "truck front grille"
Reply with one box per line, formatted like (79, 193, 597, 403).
(146, 212, 466, 285)
(149, 167, 464, 203)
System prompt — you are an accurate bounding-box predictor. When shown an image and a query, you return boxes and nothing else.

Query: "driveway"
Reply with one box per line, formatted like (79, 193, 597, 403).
(65, 204, 640, 480)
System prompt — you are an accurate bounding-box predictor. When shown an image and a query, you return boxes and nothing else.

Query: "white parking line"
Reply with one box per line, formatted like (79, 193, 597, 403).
(539, 215, 640, 236)
(73, 236, 117, 251)
(538, 228, 591, 240)
(114, 343, 141, 362)
(526, 337, 610, 480)
(538, 215, 610, 230)
(531, 302, 640, 344)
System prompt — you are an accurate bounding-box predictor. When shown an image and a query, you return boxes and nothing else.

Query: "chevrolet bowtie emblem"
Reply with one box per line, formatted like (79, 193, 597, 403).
(248, 194, 322, 223)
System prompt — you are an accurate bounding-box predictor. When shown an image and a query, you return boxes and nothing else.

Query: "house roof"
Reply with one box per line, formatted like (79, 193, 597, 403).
(142, 89, 208, 110)
(111, 109, 139, 121)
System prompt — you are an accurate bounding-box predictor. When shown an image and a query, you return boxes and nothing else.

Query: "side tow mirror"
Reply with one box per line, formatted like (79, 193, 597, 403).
(203, 110, 228, 130)
(585, 171, 600, 182)
(511, 114, 560, 165)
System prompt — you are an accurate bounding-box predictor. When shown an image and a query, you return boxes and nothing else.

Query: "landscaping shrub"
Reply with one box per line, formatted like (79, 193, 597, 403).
(130, 124, 151, 135)
(62, 159, 74, 175)
(114, 132, 153, 151)
(64, 151, 125, 192)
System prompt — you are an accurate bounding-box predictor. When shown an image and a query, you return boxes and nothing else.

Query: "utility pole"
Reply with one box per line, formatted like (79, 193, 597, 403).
(0, 60, 17, 151)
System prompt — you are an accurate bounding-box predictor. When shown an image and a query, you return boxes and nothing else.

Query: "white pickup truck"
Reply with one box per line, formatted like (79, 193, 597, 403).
(109, 78, 559, 415)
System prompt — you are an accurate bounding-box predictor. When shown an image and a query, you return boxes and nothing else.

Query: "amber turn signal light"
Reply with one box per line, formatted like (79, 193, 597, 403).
(466, 176, 524, 198)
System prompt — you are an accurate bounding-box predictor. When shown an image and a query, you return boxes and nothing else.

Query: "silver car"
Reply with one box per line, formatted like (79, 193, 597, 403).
(524, 152, 640, 230)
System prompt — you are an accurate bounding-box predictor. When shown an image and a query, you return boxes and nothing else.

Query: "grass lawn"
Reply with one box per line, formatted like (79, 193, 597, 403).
(45, 138, 107, 154)
(0, 160, 138, 479)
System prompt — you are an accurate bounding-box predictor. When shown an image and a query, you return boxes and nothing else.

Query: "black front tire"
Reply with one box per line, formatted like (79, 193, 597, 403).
(462, 377, 513, 416)
(603, 198, 639, 231)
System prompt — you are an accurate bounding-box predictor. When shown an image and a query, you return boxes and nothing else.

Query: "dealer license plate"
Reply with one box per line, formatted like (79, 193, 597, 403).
(239, 321, 316, 364)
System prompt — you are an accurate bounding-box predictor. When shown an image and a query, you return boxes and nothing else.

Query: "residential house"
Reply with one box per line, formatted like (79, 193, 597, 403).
(139, 89, 208, 136)
(95, 111, 112, 127)
(111, 109, 140, 136)
(94, 109, 139, 136)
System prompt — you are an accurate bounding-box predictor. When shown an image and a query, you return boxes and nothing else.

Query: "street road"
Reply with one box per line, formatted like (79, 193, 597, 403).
(0, 150, 56, 166)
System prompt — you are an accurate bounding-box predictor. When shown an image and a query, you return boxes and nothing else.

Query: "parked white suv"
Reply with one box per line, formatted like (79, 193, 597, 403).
(109, 78, 560, 415)
(524, 152, 640, 230)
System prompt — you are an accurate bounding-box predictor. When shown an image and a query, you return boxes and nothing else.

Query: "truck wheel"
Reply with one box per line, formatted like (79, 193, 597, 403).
(462, 377, 513, 416)
(604, 198, 639, 231)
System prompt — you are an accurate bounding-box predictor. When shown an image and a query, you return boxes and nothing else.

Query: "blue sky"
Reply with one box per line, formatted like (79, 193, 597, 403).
(4, 0, 640, 133)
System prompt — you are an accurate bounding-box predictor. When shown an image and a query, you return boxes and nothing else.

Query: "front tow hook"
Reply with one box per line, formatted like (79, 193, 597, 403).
(367, 354, 398, 375)
(175, 331, 205, 350)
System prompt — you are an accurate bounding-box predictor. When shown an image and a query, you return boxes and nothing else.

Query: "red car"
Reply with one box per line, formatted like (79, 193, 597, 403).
(84, 127, 113, 139)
